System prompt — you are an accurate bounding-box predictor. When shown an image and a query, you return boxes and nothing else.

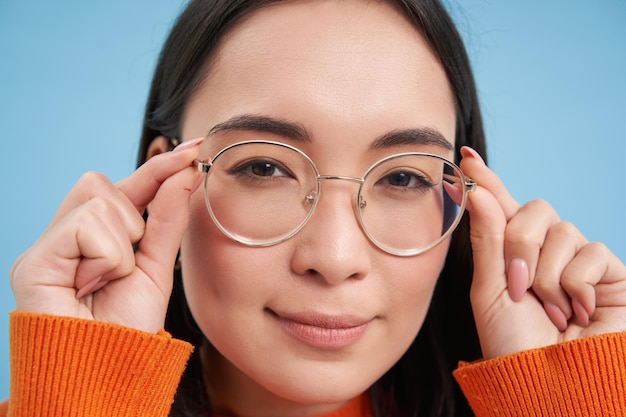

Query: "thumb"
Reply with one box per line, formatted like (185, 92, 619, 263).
(465, 184, 508, 304)
(134, 164, 201, 295)
(460, 147, 527, 306)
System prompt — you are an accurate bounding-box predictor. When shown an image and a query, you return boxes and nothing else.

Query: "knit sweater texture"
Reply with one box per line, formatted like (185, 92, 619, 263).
(2, 311, 625, 416)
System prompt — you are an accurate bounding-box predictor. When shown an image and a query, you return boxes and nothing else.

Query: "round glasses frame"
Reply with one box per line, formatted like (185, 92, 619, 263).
(195, 140, 476, 257)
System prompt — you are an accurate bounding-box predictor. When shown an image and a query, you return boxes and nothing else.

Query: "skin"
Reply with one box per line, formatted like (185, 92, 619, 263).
(178, 1, 455, 415)
(9, 0, 626, 416)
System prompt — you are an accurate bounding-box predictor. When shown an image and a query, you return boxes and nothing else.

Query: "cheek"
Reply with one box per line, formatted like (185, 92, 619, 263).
(383, 241, 449, 341)
(180, 193, 264, 335)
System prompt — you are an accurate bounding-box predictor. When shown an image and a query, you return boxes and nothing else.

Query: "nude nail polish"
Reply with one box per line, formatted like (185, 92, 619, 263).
(544, 303, 568, 332)
(75, 276, 103, 299)
(173, 137, 205, 153)
(572, 299, 590, 327)
(460, 146, 485, 164)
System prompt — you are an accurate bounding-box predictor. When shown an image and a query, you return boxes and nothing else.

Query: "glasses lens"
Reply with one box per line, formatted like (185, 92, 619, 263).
(204, 143, 468, 255)
(358, 154, 466, 256)
(205, 142, 318, 245)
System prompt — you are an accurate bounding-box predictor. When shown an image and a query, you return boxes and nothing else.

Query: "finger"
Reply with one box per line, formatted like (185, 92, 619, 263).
(55, 197, 138, 290)
(463, 182, 508, 304)
(72, 198, 138, 290)
(134, 162, 201, 295)
(593, 249, 626, 307)
(503, 199, 561, 300)
(460, 147, 520, 220)
(12, 198, 135, 309)
(48, 137, 203, 235)
(531, 222, 587, 328)
(116, 137, 204, 213)
(459, 147, 516, 303)
(48, 172, 146, 244)
(560, 242, 616, 325)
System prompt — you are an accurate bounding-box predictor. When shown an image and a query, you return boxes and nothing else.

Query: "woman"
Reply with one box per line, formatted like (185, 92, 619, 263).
(6, 0, 626, 416)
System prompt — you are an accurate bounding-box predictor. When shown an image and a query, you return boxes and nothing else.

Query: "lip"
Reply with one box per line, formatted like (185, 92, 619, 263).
(269, 309, 372, 349)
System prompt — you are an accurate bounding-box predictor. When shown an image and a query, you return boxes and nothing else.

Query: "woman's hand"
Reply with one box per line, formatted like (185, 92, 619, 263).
(460, 146, 626, 359)
(9, 138, 204, 334)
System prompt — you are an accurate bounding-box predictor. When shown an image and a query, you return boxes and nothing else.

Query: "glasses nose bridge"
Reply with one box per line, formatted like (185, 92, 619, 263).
(311, 174, 366, 215)
(317, 174, 364, 185)
(316, 175, 364, 202)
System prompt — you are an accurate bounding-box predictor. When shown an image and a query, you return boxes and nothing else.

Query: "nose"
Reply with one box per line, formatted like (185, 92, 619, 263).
(290, 179, 372, 285)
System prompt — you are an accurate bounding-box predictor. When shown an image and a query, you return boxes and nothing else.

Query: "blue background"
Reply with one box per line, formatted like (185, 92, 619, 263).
(0, 1, 624, 399)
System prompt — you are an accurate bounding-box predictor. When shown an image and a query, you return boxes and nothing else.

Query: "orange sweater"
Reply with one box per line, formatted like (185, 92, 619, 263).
(2, 311, 625, 416)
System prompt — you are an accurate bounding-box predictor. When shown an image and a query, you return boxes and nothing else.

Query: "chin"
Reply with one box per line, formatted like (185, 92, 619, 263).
(263, 374, 372, 406)
(247, 349, 398, 407)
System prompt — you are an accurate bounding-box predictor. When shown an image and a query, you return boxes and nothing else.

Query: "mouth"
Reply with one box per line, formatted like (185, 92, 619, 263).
(267, 308, 373, 349)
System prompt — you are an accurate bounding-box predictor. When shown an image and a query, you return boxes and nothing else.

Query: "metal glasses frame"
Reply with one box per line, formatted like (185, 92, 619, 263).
(195, 140, 476, 256)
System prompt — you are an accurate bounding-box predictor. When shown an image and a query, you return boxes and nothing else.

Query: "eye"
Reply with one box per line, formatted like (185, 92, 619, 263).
(379, 170, 434, 191)
(230, 159, 293, 179)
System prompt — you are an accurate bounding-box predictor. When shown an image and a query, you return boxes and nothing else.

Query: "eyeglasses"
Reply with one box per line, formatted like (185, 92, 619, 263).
(195, 140, 476, 256)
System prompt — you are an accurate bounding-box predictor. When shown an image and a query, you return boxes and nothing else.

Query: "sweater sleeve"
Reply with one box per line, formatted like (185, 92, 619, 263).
(453, 332, 626, 417)
(7, 311, 193, 417)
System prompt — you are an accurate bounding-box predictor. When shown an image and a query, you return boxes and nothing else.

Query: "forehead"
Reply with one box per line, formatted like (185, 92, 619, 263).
(184, 0, 455, 148)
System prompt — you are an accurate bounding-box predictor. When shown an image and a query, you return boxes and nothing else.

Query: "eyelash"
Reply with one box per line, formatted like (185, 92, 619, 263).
(229, 159, 294, 182)
(376, 171, 435, 194)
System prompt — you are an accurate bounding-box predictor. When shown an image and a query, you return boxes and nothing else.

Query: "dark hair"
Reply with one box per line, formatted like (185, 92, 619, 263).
(137, 0, 485, 416)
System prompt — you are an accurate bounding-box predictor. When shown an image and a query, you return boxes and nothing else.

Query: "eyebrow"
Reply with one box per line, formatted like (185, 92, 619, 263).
(371, 128, 453, 151)
(209, 114, 309, 141)
(209, 114, 453, 151)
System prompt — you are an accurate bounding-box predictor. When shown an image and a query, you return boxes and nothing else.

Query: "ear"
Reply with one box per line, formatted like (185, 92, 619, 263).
(146, 136, 172, 160)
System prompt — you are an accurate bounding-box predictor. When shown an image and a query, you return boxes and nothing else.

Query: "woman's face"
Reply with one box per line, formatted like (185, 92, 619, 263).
(179, 0, 455, 414)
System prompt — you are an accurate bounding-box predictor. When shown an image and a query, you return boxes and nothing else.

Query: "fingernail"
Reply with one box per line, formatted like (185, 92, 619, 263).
(572, 299, 590, 327)
(442, 181, 463, 205)
(544, 303, 568, 332)
(460, 146, 485, 164)
(173, 137, 205, 153)
(76, 276, 103, 299)
(507, 258, 529, 302)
